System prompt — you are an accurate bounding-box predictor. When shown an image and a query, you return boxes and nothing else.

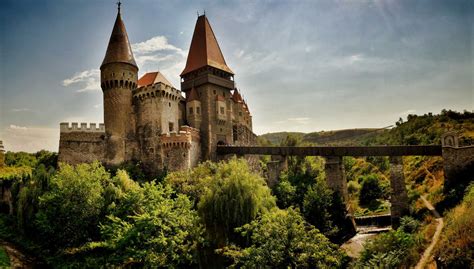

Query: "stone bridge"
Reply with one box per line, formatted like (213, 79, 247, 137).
(217, 132, 474, 228)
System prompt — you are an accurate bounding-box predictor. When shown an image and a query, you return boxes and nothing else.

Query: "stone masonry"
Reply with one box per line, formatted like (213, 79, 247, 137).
(58, 6, 255, 173)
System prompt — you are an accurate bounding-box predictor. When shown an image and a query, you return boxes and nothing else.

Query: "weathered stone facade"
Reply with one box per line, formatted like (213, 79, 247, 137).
(58, 8, 255, 172)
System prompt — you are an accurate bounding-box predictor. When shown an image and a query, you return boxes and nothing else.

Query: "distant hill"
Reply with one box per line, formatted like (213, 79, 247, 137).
(259, 128, 385, 146)
(259, 110, 474, 146)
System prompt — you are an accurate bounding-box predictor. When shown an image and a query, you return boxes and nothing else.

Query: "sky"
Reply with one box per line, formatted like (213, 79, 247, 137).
(0, 0, 473, 152)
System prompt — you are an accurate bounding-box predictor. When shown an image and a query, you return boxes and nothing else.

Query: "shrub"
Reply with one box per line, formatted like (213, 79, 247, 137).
(220, 207, 348, 268)
(359, 174, 383, 206)
(356, 228, 421, 268)
(434, 183, 474, 268)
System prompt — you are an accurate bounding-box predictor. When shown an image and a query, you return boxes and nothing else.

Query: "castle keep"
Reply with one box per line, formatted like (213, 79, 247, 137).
(58, 6, 256, 172)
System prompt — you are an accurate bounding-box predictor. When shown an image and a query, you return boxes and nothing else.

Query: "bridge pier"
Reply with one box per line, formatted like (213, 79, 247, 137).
(324, 156, 348, 203)
(389, 156, 409, 228)
(266, 155, 288, 188)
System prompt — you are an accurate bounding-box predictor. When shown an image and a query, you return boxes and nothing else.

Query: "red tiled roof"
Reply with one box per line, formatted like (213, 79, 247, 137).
(101, 10, 137, 69)
(138, 72, 174, 88)
(181, 15, 233, 76)
(186, 87, 200, 102)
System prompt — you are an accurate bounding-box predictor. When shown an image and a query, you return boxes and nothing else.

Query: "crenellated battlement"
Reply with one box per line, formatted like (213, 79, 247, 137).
(133, 82, 184, 103)
(160, 126, 200, 148)
(60, 122, 105, 133)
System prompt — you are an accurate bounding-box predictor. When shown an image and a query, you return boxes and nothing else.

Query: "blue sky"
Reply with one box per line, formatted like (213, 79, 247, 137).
(0, 0, 472, 152)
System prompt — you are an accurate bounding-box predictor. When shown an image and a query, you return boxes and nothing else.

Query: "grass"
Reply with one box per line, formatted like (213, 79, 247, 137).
(0, 246, 10, 267)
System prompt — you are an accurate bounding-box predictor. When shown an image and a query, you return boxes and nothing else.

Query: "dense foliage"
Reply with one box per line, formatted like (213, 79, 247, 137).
(197, 159, 276, 246)
(358, 174, 383, 206)
(220, 207, 348, 268)
(434, 183, 474, 268)
(355, 217, 422, 268)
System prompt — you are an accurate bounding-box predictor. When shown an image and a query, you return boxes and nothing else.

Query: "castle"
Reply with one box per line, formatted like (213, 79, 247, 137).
(58, 5, 256, 172)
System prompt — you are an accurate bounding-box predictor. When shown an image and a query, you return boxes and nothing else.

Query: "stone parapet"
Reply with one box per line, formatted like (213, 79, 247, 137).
(60, 122, 105, 133)
(133, 82, 183, 103)
(160, 126, 200, 148)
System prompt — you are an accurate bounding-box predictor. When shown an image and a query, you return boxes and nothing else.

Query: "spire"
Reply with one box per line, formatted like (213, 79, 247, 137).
(181, 15, 233, 76)
(101, 4, 137, 69)
(186, 86, 200, 102)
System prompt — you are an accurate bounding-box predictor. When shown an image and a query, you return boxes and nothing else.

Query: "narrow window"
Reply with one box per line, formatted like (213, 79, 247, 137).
(189, 107, 194, 114)
(169, 122, 174, 132)
(220, 107, 225, 114)
(196, 107, 200, 114)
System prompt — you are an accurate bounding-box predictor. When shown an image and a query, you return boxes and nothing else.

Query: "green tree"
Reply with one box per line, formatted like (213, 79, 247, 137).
(220, 207, 348, 268)
(35, 162, 110, 249)
(82, 182, 204, 268)
(359, 174, 383, 206)
(197, 158, 276, 247)
(302, 178, 336, 237)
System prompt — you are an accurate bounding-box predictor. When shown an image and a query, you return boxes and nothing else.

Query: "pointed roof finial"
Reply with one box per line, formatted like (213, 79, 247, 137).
(101, 1, 138, 69)
(181, 15, 234, 76)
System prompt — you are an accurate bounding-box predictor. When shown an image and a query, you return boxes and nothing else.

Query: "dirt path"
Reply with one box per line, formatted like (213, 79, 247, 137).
(415, 195, 444, 269)
(0, 240, 37, 268)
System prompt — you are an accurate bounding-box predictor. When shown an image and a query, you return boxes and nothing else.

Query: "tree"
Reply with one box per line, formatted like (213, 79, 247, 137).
(302, 178, 336, 237)
(82, 183, 204, 268)
(197, 158, 275, 247)
(35, 162, 110, 249)
(220, 207, 348, 268)
(359, 174, 383, 206)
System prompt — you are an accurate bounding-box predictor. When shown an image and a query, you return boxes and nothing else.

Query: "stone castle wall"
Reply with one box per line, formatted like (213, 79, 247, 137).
(58, 123, 106, 165)
(161, 126, 201, 171)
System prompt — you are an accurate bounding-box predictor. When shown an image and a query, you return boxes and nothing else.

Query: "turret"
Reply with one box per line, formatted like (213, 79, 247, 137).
(100, 3, 138, 164)
(186, 86, 202, 129)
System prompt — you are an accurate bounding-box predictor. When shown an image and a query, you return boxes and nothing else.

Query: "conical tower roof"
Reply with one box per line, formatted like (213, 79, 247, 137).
(101, 7, 137, 69)
(186, 86, 200, 102)
(181, 15, 233, 76)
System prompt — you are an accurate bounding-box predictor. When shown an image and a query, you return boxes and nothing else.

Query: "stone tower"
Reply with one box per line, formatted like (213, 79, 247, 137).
(100, 5, 138, 165)
(181, 15, 235, 160)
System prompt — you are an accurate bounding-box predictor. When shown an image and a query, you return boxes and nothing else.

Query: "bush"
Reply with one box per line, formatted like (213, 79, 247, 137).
(434, 183, 474, 268)
(347, 180, 360, 195)
(356, 226, 421, 268)
(359, 174, 383, 206)
(220, 207, 348, 268)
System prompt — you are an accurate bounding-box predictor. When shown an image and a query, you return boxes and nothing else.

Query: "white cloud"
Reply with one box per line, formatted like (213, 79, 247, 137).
(63, 35, 187, 91)
(9, 124, 28, 130)
(62, 69, 101, 93)
(11, 108, 31, 112)
(132, 36, 185, 56)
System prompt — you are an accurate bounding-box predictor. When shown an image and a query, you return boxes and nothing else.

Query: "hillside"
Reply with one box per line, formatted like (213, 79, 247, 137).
(259, 110, 474, 146)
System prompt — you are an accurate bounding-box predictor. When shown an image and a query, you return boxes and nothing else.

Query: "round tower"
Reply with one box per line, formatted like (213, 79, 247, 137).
(100, 4, 138, 165)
